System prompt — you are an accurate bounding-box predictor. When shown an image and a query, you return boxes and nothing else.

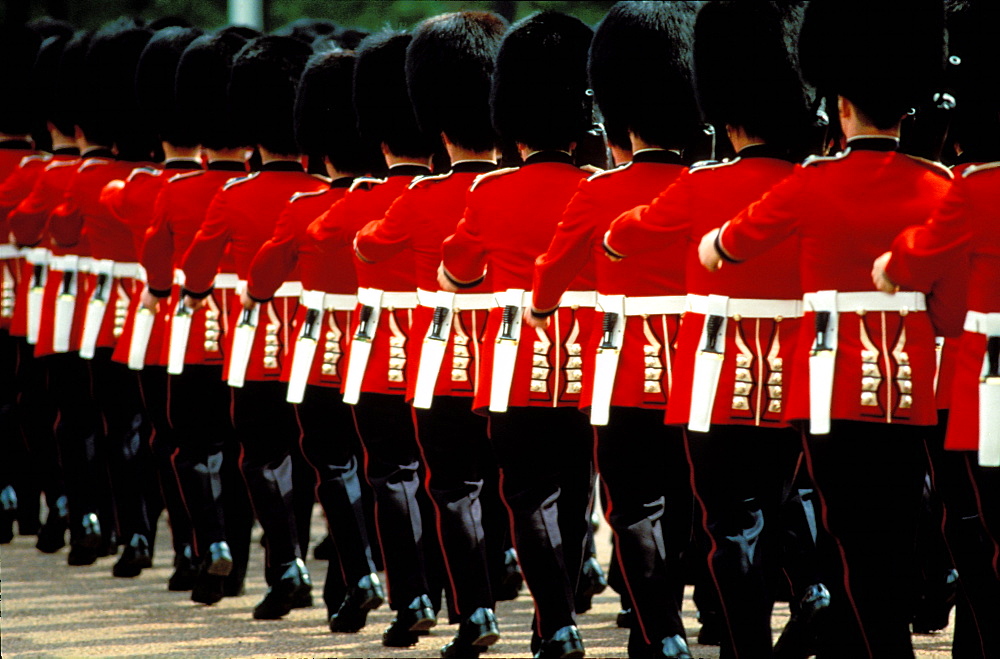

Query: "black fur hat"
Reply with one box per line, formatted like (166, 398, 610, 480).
(31, 33, 72, 145)
(694, 2, 813, 154)
(49, 31, 90, 140)
(295, 49, 383, 175)
(799, 0, 946, 129)
(136, 26, 203, 147)
(945, 0, 1000, 154)
(275, 18, 339, 44)
(229, 35, 313, 155)
(491, 12, 593, 152)
(354, 30, 436, 159)
(80, 18, 155, 156)
(591, 1, 700, 151)
(406, 12, 508, 153)
(175, 30, 254, 150)
(0, 25, 43, 136)
(148, 17, 193, 30)
(27, 18, 74, 41)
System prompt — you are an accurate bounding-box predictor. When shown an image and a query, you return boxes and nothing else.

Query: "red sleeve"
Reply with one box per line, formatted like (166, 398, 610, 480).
(247, 199, 304, 301)
(0, 160, 40, 221)
(532, 179, 598, 313)
(441, 195, 487, 287)
(49, 198, 83, 247)
(884, 179, 971, 292)
(141, 189, 177, 296)
(717, 166, 807, 262)
(354, 192, 413, 263)
(307, 196, 355, 258)
(9, 175, 59, 247)
(604, 171, 694, 259)
(180, 190, 231, 296)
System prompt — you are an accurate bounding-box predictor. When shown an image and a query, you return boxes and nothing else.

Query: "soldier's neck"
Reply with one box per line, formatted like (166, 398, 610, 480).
(257, 146, 302, 165)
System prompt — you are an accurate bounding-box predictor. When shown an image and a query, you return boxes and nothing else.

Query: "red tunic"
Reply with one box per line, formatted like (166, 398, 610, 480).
(309, 164, 429, 396)
(716, 138, 953, 426)
(141, 161, 247, 366)
(107, 162, 201, 366)
(533, 150, 686, 411)
(181, 162, 325, 382)
(607, 148, 801, 426)
(7, 155, 79, 338)
(248, 179, 352, 388)
(884, 162, 1000, 449)
(441, 151, 593, 411)
(0, 151, 51, 330)
(354, 161, 496, 400)
(0, 142, 34, 182)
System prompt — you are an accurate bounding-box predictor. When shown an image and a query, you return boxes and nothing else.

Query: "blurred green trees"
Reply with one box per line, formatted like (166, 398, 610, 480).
(7, 0, 616, 32)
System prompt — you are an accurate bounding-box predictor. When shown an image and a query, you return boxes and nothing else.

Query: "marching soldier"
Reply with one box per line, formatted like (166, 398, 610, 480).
(438, 12, 596, 658)
(244, 47, 386, 631)
(352, 11, 510, 657)
(698, 1, 953, 655)
(140, 28, 257, 599)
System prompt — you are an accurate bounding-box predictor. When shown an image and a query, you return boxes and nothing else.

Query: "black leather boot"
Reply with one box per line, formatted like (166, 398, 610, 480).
(441, 607, 500, 658)
(253, 558, 312, 620)
(382, 593, 437, 647)
(329, 572, 385, 633)
(113, 533, 153, 577)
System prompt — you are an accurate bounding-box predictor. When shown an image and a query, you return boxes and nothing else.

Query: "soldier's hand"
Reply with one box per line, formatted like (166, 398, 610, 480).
(437, 263, 459, 293)
(139, 288, 161, 313)
(523, 307, 550, 329)
(239, 290, 256, 310)
(183, 295, 206, 311)
(699, 228, 723, 272)
(871, 251, 899, 293)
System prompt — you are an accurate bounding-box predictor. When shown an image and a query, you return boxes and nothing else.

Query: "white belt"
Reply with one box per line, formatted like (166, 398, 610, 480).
(77, 257, 97, 273)
(298, 290, 356, 311)
(48, 255, 79, 271)
(688, 294, 803, 319)
(417, 288, 493, 311)
(112, 262, 142, 279)
(599, 293, 687, 317)
(803, 290, 926, 314)
(25, 247, 50, 265)
(0, 244, 19, 259)
(378, 291, 419, 309)
(273, 280, 303, 298)
(560, 290, 597, 308)
(965, 310, 1000, 335)
(213, 273, 240, 289)
(173, 269, 185, 286)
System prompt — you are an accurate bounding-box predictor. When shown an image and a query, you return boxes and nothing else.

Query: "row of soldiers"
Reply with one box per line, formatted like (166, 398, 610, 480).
(1, 1, 999, 658)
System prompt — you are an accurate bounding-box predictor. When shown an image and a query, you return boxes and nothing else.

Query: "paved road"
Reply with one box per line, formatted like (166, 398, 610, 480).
(1, 513, 955, 658)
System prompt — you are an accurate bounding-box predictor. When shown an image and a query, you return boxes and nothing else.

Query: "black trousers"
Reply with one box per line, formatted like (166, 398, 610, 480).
(296, 385, 378, 611)
(596, 407, 691, 645)
(488, 406, 594, 638)
(413, 396, 507, 618)
(686, 424, 802, 659)
(804, 421, 927, 659)
(352, 392, 435, 609)
(232, 380, 303, 573)
(91, 354, 160, 546)
(925, 413, 1000, 659)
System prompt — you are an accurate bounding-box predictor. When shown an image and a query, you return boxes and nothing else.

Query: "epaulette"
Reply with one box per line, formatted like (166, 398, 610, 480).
(289, 188, 329, 204)
(79, 158, 111, 172)
(222, 171, 260, 191)
(45, 158, 78, 171)
(126, 166, 162, 183)
(586, 162, 630, 182)
(802, 151, 848, 167)
(408, 171, 453, 190)
(469, 167, 518, 192)
(168, 170, 204, 184)
(904, 155, 954, 180)
(19, 154, 51, 168)
(348, 176, 387, 193)
(961, 161, 1000, 178)
(689, 159, 735, 173)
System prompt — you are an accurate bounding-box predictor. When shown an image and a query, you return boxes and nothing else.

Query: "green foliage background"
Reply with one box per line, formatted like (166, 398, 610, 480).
(8, 0, 617, 32)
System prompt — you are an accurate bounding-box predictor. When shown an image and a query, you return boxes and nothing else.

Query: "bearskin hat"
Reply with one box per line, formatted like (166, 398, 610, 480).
(79, 18, 154, 157)
(136, 26, 203, 148)
(406, 12, 508, 153)
(945, 0, 1000, 156)
(0, 25, 43, 136)
(275, 18, 339, 44)
(147, 16, 192, 30)
(590, 1, 701, 152)
(491, 12, 593, 152)
(175, 30, 254, 151)
(694, 2, 813, 155)
(799, 0, 946, 130)
(354, 30, 437, 159)
(295, 49, 383, 175)
(47, 31, 90, 141)
(29, 32, 72, 148)
(229, 35, 312, 155)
